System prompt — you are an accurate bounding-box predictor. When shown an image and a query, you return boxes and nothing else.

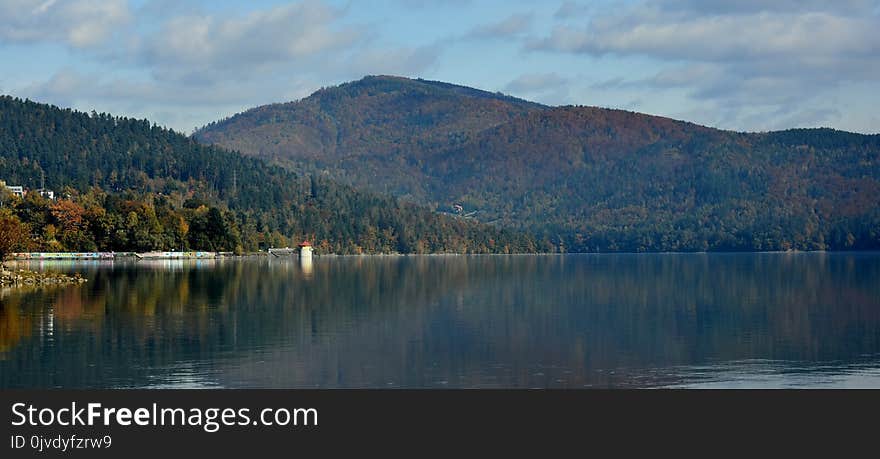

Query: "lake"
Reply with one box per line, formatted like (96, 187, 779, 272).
(2, 253, 879, 388)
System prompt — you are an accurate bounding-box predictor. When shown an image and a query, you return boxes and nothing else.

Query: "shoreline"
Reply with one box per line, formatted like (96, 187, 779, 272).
(7, 249, 878, 264)
(0, 267, 88, 287)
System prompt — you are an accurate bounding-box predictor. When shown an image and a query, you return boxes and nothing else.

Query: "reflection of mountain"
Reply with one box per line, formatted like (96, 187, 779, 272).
(2, 255, 879, 388)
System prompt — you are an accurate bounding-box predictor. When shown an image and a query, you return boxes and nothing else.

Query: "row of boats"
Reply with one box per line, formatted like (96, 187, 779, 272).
(12, 246, 312, 260)
(12, 252, 227, 260)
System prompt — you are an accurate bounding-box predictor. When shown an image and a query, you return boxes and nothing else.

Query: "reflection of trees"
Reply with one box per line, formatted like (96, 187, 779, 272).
(1, 255, 879, 388)
(0, 290, 33, 356)
(218, 254, 880, 388)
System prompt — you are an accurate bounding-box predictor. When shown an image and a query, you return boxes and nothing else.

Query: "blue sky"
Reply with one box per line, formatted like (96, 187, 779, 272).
(1, 0, 878, 134)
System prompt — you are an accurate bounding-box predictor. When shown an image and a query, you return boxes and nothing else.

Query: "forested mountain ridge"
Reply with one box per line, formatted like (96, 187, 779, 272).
(194, 76, 880, 252)
(198, 75, 544, 159)
(195, 75, 546, 201)
(0, 95, 542, 254)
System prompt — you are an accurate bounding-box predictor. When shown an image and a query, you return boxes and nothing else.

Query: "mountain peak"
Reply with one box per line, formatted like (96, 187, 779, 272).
(316, 74, 546, 109)
(194, 75, 547, 165)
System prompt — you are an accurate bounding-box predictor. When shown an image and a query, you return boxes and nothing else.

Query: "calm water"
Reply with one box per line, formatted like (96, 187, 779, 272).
(2, 253, 879, 388)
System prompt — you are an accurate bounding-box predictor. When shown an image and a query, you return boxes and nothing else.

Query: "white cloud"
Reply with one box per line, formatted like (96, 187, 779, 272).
(11, 1, 444, 132)
(0, 0, 130, 48)
(125, 1, 440, 88)
(139, 2, 362, 76)
(530, 0, 880, 131)
(467, 13, 533, 39)
(658, 0, 877, 15)
(533, 11, 879, 61)
(5, 0, 877, 133)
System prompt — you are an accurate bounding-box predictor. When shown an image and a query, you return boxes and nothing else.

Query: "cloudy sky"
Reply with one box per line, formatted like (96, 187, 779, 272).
(1, 0, 878, 134)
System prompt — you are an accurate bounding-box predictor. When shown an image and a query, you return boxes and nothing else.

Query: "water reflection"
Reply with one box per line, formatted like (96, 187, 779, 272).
(657, 358, 880, 389)
(1, 253, 879, 388)
(300, 256, 314, 279)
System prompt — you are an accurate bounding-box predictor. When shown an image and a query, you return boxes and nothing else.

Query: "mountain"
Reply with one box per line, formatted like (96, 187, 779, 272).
(194, 76, 880, 252)
(0, 95, 542, 254)
(196, 75, 545, 202)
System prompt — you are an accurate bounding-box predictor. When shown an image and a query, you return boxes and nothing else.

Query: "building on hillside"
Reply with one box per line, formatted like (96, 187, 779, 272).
(35, 188, 55, 200)
(1, 181, 25, 198)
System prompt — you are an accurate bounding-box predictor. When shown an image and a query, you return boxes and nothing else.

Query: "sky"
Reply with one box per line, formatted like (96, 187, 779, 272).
(1, 0, 878, 134)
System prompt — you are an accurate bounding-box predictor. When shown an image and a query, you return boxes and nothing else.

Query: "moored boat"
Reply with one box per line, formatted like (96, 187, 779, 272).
(134, 251, 217, 259)
(12, 252, 115, 260)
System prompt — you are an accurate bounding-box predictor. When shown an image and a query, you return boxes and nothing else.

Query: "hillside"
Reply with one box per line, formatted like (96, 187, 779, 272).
(196, 75, 545, 201)
(195, 76, 880, 252)
(0, 95, 542, 254)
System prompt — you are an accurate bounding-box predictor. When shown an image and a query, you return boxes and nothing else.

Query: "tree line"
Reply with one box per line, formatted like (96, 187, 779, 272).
(0, 95, 543, 261)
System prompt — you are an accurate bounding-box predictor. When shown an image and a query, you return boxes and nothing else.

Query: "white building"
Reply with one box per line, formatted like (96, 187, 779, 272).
(299, 241, 313, 259)
(2, 181, 25, 198)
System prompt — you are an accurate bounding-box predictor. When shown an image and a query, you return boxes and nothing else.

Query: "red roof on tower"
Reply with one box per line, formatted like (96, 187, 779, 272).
(298, 241, 312, 247)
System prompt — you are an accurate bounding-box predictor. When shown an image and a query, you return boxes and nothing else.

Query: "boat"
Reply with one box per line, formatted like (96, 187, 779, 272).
(134, 251, 217, 259)
(12, 252, 115, 260)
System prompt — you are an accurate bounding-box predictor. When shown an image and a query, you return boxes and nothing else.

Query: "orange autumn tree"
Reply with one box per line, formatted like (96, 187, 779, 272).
(49, 199, 95, 251)
(0, 210, 29, 269)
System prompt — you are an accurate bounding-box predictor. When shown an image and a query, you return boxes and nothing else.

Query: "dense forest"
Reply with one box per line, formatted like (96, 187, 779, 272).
(0, 95, 543, 256)
(195, 75, 880, 252)
(196, 76, 545, 202)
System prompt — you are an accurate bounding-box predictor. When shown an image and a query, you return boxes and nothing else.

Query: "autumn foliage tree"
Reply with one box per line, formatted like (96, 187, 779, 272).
(0, 210, 29, 269)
